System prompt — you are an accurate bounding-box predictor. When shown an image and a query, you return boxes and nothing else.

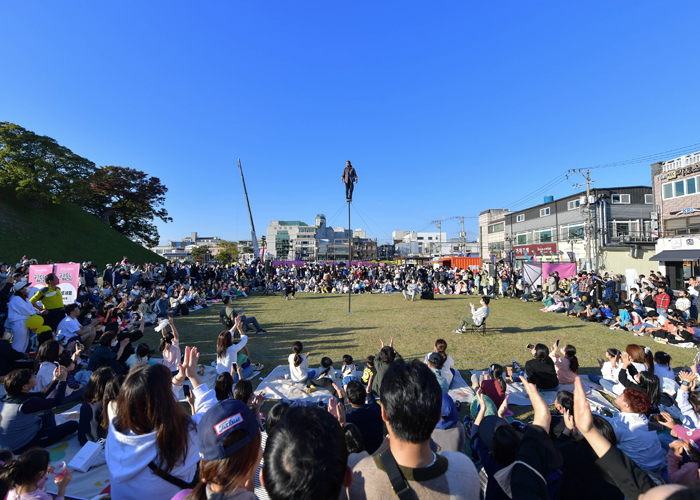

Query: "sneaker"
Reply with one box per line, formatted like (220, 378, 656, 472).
(254, 363, 264, 371)
(291, 296, 296, 299)
(306, 385, 317, 394)
(452, 329, 463, 334)
(257, 330, 267, 335)
(512, 359, 521, 372)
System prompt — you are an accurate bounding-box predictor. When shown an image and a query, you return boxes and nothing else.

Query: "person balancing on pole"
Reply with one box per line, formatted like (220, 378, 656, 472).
(342, 160, 358, 202)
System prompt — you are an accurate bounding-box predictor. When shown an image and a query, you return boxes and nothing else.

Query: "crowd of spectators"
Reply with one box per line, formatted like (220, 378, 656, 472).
(2, 257, 700, 499)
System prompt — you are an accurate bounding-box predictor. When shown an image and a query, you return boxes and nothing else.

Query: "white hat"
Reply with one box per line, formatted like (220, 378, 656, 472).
(13, 282, 29, 292)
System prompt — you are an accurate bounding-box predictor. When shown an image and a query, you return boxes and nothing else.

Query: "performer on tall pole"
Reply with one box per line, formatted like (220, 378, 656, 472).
(342, 161, 358, 202)
(343, 161, 358, 313)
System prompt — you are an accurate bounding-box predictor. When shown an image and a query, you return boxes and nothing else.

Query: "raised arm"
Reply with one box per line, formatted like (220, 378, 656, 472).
(168, 317, 179, 341)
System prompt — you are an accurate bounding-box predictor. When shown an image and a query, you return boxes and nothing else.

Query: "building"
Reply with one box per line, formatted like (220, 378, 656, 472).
(150, 232, 223, 260)
(266, 214, 377, 262)
(378, 244, 395, 261)
(650, 150, 700, 288)
(504, 187, 655, 273)
(392, 231, 448, 258)
(478, 209, 509, 261)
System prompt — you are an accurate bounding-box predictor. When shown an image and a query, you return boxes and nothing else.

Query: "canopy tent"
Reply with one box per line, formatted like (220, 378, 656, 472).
(650, 250, 700, 261)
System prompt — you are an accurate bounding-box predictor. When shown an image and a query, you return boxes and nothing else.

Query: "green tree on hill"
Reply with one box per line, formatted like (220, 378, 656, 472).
(72, 165, 172, 247)
(0, 122, 94, 207)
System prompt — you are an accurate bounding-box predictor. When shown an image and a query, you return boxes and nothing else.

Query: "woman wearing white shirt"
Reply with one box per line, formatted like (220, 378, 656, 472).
(588, 348, 623, 393)
(215, 317, 251, 382)
(5, 281, 40, 353)
(423, 339, 455, 386)
(288, 341, 316, 383)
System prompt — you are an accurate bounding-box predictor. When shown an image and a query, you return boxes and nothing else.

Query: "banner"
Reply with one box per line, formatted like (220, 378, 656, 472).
(514, 243, 557, 259)
(53, 263, 81, 305)
(542, 263, 577, 279)
(27, 265, 54, 289)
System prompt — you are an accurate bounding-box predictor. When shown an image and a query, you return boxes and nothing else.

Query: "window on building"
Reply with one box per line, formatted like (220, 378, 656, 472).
(488, 242, 503, 251)
(517, 233, 527, 245)
(516, 214, 525, 222)
(675, 181, 685, 198)
(488, 223, 504, 233)
(567, 200, 580, 210)
(538, 229, 552, 243)
(688, 178, 697, 195)
(417, 237, 424, 240)
(611, 194, 631, 204)
(565, 224, 584, 240)
(428, 237, 433, 240)
(540, 207, 550, 217)
(663, 183, 673, 199)
(645, 193, 654, 204)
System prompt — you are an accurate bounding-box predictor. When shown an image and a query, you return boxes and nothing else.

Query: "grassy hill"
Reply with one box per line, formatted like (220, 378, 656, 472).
(0, 188, 167, 268)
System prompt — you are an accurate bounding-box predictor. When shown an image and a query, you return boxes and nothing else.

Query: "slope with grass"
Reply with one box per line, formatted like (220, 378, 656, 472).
(0, 188, 166, 268)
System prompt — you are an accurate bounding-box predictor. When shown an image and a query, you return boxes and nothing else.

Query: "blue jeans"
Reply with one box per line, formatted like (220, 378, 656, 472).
(588, 374, 616, 392)
(291, 369, 316, 384)
(233, 364, 255, 383)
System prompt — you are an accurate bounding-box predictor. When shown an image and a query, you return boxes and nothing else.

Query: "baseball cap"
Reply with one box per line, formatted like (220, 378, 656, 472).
(428, 352, 444, 369)
(198, 399, 260, 461)
(13, 282, 29, 292)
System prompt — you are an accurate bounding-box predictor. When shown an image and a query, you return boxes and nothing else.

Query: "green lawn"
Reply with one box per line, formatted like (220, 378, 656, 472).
(0, 188, 166, 268)
(143, 293, 697, 419)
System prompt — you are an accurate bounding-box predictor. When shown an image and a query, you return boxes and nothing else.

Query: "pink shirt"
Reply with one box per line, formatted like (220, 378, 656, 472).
(550, 353, 577, 385)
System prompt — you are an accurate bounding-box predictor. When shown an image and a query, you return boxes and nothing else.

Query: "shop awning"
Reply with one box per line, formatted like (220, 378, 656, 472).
(649, 250, 700, 261)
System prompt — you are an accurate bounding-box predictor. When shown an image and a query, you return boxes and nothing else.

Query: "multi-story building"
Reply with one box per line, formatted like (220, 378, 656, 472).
(478, 209, 509, 261)
(266, 215, 377, 262)
(650, 150, 700, 288)
(150, 232, 222, 260)
(392, 231, 448, 257)
(504, 187, 655, 273)
(378, 244, 396, 261)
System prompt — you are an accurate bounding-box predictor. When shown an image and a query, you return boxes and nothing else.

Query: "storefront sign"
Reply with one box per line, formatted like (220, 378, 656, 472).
(660, 164, 700, 180)
(513, 243, 557, 259)
(670, 208, 700, 216)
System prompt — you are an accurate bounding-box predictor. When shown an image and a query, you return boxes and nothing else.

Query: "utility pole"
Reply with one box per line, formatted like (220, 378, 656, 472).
(570, 169, 595, 271)
(431, 220, 442, 258)
(454, 216, 466, 256)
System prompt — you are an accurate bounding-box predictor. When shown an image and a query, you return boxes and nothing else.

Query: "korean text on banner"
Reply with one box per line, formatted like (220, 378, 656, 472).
(27, 265, 54, 289)
(53, 263, 81, 305)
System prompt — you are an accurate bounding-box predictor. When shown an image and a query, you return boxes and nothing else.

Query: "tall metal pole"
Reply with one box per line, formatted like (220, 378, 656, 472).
(585, 169, 592, 271)
(238, 160, 260, 259)
(347, 200, 353, 313)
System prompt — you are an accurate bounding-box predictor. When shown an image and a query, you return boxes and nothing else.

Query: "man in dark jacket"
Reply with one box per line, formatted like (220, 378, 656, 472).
(341, 160, 358, 201)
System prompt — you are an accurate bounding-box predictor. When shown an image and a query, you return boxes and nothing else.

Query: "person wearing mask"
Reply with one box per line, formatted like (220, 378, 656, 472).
(4, 281, 40, 354)
(56, 303, 99, 351)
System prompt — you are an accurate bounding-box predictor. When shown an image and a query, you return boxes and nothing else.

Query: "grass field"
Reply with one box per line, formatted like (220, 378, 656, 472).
(141, 293, 698, 413)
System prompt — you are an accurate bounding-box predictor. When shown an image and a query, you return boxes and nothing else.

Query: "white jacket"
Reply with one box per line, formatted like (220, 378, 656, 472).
(105, 384, 216, 500)
(470, 304, 490, 326)
(215, 335, 248, 374)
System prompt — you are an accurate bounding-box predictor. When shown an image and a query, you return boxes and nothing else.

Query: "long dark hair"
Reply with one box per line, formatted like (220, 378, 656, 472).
(638, 371, 661, 407)
(217, 331, 233, 360)
(489, 364, 506, 393)
(185, 430, 261, 500)
(113, 364, 193, 474)
(319, 357, 333, 378)
(292, 341, 304, 367)
(626, 344, 654, 374)
(233, 379, 253, 404)
(534, 344, 549, 363)
(563, 345, 579, 374)
(215, 372, 233, 401)
(36, 340, 61, 365)
(83, 366, 115, 404)
(435, 339, 448, 362)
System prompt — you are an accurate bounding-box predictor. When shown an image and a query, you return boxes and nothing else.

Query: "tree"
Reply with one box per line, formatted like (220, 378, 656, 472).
(216, 241, 239, 264)
(73, 166, 172, 247)
(190, 245, 211, 263)
(0, 122, 95, 207)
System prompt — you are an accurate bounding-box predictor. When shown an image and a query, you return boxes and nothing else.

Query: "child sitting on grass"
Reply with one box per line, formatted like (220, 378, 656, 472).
(341, 354, 358, 391)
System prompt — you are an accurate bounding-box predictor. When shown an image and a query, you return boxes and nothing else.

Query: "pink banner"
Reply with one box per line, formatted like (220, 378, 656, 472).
(53, 263, 81, 305)
(542, 263, 577, 280)
(27, 265, 54, 289)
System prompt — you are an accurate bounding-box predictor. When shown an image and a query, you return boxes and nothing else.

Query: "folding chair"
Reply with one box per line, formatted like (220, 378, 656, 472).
(470, 320, 487, 336)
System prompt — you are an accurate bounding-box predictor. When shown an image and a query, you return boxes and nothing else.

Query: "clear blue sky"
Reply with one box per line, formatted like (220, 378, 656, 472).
(2, 2, 699, 245)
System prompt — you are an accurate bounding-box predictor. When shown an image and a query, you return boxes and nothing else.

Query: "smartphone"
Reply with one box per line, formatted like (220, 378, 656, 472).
(526, 343, 535, 349)
(183, 385, 191, 398)
(232, 363, 238, 372)
(555, 339, 560, 347)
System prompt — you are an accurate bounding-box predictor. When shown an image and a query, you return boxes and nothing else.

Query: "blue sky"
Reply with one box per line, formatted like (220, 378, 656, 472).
(2, 2, 699, 245)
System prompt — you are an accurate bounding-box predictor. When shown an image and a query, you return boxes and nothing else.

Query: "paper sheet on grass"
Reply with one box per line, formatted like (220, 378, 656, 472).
(254, 365, 362, 403)
(447, 369, 475, 404)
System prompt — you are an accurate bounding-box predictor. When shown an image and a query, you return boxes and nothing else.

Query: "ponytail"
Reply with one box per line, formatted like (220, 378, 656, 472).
(564, 345, 579, 374)
(435, 339, 448, 362)
(319, 357, 333, 377)
(0, 448, 50, 489)
(491, 364, 506, 393)
(292, 341, 303, 368)
(644, 347, 654, 374)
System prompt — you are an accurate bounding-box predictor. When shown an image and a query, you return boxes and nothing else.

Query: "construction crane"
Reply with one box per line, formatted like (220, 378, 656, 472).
(238, 159, 260, 260)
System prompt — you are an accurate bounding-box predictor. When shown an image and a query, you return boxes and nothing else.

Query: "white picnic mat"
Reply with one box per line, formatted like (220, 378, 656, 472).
(254, 365, 362, 403)
(447, 370, 475, 404)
